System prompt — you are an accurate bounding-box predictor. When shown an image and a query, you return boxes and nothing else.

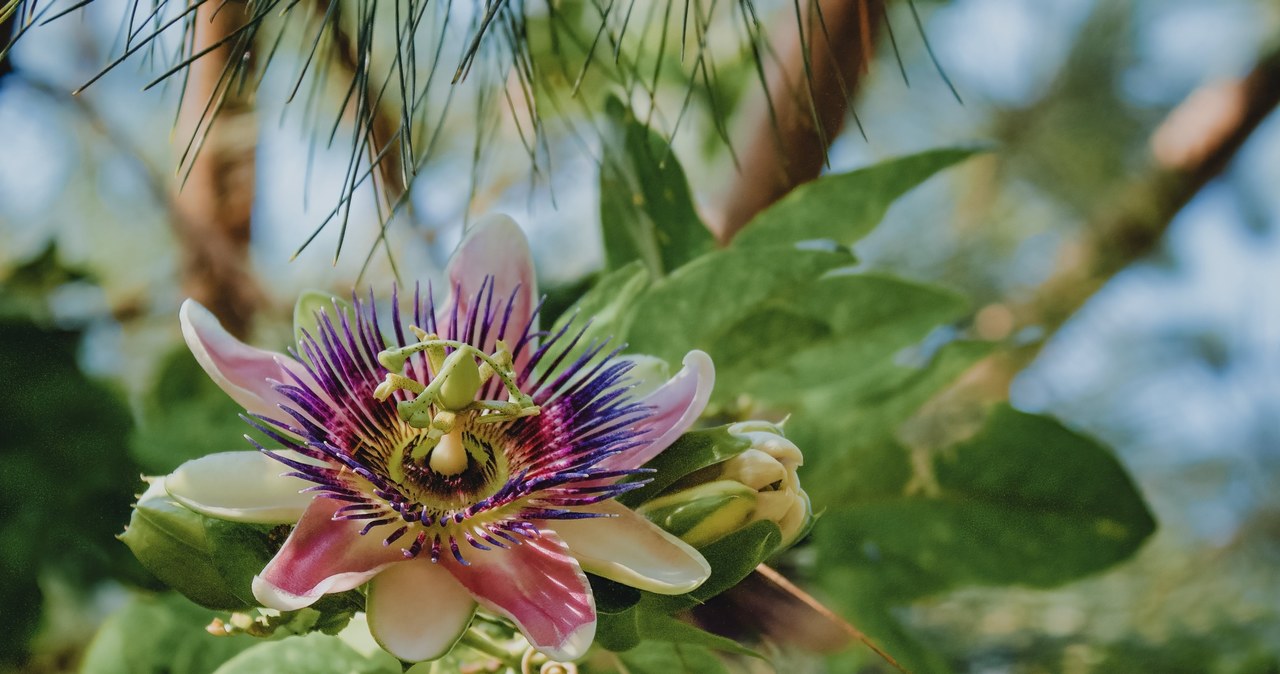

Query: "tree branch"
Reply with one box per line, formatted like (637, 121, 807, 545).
(715, 0, 883, 243)
(915, 43, 1280, 439)
(171, 0, 262, 338)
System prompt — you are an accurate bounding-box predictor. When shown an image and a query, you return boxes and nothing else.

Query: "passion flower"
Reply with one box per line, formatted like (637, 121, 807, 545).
(164, 215, 715, 661)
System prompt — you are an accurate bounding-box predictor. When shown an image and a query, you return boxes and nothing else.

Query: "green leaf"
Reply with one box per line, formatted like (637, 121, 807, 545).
(548, 261, 651, 368)
(624, 246, 855, 366)
(81, 593, 256, 674)
(211, 633, 400, 674)
(619, 425, 752, 507)
(618, 641, 730, 674)
(733, 147, 980, 249)
(788, 340, 994, 507)
(634, 613, 764, 659)
(816, 405, 1156, 600)
(599, 96, 715, 277)
(710, 273, 968, 406)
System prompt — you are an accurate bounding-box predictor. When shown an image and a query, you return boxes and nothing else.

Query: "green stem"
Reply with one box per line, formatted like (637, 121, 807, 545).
(459, 628, 519, 667)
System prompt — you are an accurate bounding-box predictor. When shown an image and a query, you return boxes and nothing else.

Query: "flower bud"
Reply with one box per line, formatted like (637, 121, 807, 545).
(120, 477, 251, 610)
(637, 422, 812, 548)
(724, 421, 811, 547)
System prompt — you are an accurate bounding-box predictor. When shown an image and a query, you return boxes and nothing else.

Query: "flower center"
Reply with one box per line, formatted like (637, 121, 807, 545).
(388, 418, 511, 512)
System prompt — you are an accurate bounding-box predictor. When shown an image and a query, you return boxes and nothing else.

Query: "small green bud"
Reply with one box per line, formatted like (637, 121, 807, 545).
(438, 350, 482, 412)
(636, 480, 758, 548)
(121, 478, 251, 610)
(635, 422, 813, 549)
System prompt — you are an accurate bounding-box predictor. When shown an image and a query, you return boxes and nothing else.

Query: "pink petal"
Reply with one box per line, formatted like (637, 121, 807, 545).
(595, 350, 715, 474)
(181, 299, 312, 425)
(366, 560, 476, 661)
(444, 530, 595, 661)
(552, 500, 710, 595)
(440, 214, 538, 361)
(252, 498, 405, 611)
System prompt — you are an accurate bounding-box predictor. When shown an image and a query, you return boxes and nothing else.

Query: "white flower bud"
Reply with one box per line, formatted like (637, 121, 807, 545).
(726, 422, 811, 547)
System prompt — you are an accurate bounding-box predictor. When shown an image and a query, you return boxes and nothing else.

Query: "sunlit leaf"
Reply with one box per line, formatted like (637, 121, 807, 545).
(210, 632, 400, 674)
(599, 96, 716, 277)
(815, 405, 1157, 599)
(733, 148, 980, 249)
(623, 246, 855, 366)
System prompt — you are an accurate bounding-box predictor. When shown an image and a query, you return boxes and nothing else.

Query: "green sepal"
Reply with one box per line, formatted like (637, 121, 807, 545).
(120, 478, 253, 610)
(636, 480, 757, 547)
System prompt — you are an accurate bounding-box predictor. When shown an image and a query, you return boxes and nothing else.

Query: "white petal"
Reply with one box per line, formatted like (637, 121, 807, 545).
(553, 500, 711, 595)
(166, 451, 316, 524)
(367, 560, 477, 662)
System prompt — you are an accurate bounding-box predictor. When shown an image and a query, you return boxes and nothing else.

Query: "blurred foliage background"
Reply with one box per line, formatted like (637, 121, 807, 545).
(2, 0, 1279, 672)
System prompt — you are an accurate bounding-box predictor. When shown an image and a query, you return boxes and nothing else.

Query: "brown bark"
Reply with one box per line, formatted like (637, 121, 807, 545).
(172, 0, 262, 338)
(716, 0, 884, 243)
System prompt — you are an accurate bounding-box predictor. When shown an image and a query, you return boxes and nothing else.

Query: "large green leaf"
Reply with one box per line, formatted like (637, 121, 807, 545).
(617, 641, 730, 674)
(732, 147, 979, 249)
(210, 633, 399, 674)
(815, 405, 1156, 600)
(709, 272, 968, 406)
(787, 339, 994, 507)
(623, 246, 855, 366)
(599, 96, 715, 277)
(80, 593, 256, 674)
